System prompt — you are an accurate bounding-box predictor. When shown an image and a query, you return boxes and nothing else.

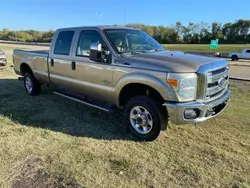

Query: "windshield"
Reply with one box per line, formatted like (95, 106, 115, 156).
(104, 29, 165, 54)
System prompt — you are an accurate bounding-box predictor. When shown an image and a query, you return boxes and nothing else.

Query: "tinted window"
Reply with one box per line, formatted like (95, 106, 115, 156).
(54, 31, 74, 55)
(76, 30, 104, 57)
(246, 50, 250, 53)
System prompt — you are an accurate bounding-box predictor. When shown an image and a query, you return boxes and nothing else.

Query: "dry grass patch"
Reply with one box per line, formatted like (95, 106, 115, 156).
(8, 155, 82, 188)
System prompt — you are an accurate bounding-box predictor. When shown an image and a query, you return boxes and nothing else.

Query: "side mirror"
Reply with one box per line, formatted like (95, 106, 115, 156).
(89, 43, 102, 62)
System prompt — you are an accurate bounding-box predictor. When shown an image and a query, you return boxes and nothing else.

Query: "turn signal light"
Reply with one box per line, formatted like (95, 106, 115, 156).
(167, 79, 178, 87)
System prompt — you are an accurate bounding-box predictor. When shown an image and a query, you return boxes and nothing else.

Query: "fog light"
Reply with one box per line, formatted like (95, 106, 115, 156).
(184, 109, 199, 119)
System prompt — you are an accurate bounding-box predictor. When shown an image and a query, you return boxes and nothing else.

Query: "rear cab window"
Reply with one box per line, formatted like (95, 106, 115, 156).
(246, 50, 250, 53)
(54, 31, 75, 55)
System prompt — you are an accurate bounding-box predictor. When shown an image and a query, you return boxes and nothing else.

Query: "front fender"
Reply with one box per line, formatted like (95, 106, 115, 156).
(114, 72, 177, 105)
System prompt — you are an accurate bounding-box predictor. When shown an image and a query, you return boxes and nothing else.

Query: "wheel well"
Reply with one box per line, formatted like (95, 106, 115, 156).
(119, 83, 164, 106)
(20, 63, 33, 75)
(232, 55, 238, 58)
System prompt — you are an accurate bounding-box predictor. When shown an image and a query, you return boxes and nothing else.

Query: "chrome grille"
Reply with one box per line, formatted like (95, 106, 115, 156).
(205, 67, 229, 101)
(197, 60, 229, 102)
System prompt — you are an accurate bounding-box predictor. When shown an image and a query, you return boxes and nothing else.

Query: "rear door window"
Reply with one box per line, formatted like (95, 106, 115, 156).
(54, 31, 75, 55)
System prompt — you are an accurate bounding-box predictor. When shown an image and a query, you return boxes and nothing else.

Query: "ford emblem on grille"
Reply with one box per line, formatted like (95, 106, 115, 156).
(218, 77, 227, 87)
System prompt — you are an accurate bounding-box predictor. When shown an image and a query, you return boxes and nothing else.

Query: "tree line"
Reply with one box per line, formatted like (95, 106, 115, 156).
(126, 19, 250, 44)
(0, 29, 54, 43)
(0, 19, 249, 44)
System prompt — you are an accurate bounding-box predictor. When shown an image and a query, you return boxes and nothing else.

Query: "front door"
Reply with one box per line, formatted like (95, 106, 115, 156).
(70, 29, 114, 103)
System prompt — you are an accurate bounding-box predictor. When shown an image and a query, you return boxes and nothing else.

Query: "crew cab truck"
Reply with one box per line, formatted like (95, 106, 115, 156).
(228, 49, 250, 61)
(13, 26, 230, 141)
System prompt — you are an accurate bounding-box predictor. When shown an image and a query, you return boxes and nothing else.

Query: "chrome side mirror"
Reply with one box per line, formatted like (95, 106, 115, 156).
(90, 43, 102, 52)
(89, 43, 102, 62)
(89, 43, 110, 63)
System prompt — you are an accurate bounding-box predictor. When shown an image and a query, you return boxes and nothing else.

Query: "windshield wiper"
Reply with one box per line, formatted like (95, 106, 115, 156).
(133, 49, 165, 54)
(120, 49, 164, 55)
(120, 51, 144, 55)
(148, 49, 165, 52)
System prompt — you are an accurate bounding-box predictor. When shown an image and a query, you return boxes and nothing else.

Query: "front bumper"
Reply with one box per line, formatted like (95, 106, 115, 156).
(165, 87, 230, 125)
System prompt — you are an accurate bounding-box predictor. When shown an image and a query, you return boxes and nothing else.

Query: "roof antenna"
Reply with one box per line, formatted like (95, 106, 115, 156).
(124, 3, 127, 25)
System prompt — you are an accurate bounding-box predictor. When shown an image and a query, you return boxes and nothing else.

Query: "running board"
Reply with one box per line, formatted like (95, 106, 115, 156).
(53, 91, 116, 113)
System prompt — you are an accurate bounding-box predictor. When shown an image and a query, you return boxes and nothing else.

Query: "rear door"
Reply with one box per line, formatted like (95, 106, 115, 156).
(49, 30, 76, 88)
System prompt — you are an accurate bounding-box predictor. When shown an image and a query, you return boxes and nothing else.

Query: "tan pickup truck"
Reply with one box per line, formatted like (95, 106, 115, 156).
(13, 26, 230, 141)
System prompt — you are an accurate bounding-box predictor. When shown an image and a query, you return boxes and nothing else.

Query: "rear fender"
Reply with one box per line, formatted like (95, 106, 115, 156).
(20, 58, 35, 73)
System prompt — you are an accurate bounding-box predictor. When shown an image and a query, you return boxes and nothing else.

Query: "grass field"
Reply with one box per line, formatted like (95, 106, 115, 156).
(0, 54, 250, 187)
(163, 44, 250, 53)
(1, 44, 250, 54)
(0, 46, 25, 51)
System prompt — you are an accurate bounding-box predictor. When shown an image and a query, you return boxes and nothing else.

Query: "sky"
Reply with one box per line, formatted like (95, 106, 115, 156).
(1, 0, 250, 31)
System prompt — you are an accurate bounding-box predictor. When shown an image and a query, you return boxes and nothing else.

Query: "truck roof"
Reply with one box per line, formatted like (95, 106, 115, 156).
(56, 25, 140, 32)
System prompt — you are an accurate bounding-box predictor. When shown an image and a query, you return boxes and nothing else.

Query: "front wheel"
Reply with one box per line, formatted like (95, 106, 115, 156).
(124, 96, 167, 141)
(24, 72, 41, 95)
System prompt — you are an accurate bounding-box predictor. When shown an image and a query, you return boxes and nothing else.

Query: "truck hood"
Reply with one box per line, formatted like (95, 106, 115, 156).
(123, 51, 223, 73)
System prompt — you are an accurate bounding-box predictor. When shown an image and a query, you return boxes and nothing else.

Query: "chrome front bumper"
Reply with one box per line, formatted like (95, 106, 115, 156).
(165, 88, 230, 125)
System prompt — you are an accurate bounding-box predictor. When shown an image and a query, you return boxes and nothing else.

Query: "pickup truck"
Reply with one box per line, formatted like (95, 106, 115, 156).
(228, 49, 250, 61)
(13, 26, 230, 141)
(0, 50, 7, 66)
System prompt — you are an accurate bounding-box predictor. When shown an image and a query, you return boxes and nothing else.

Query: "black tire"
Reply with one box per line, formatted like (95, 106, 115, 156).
(124, 96, 167, 141)
(231, 55, 238, 61)
(23, 72, 41, 95)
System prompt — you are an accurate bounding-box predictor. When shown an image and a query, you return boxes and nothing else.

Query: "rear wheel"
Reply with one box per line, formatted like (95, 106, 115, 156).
(231, 55, 238, 61)
(24, 72, 41, 95)
(124, 96, 167, 141)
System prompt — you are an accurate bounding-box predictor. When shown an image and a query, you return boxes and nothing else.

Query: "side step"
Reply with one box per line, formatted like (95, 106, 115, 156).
(53, 91, 116, 113)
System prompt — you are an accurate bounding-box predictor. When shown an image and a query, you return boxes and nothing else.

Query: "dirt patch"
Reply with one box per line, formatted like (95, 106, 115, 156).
(8, 156, 82, 188)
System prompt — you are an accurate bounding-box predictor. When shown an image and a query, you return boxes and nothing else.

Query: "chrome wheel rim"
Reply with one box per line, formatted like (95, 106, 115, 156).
(25, 77, 33, 93)
(130, 106, 153, 134)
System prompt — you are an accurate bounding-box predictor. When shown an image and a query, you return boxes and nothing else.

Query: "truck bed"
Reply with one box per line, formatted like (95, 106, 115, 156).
(13, 49, 50, 83)
(14, 49, 49, 57)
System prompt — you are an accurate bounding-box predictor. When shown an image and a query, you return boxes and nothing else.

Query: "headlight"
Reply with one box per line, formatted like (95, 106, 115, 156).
(167, 73, 197, 101)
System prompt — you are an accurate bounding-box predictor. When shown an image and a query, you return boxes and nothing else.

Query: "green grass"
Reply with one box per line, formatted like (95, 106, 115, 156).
(2, 43, 250, 54)
(0, 57, 250, 187)
(163, 44, 250, 53)
(0, 45, 26, 52)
